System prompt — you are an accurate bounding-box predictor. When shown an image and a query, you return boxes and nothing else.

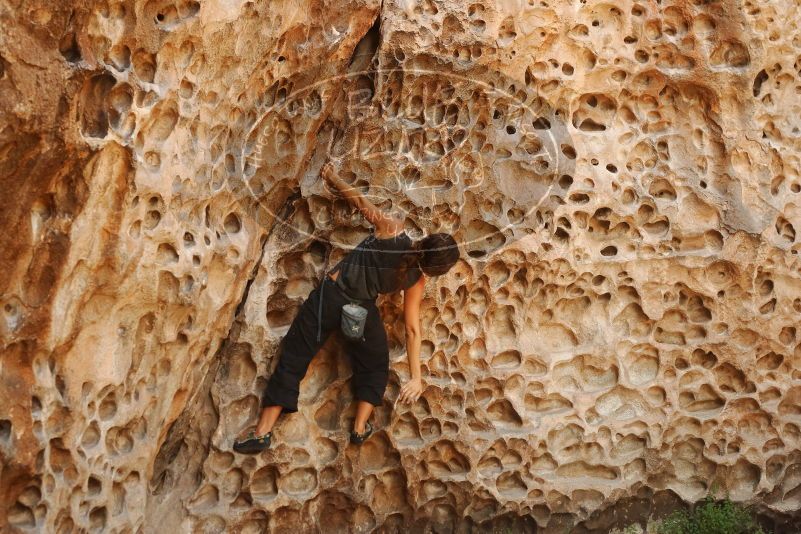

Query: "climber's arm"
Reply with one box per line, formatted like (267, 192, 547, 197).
(399, 274, 426, 404)
(321, 161, 403, 236)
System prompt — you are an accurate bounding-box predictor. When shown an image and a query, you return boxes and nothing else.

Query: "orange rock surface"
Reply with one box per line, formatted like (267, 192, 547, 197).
(2, 0, 801, 532)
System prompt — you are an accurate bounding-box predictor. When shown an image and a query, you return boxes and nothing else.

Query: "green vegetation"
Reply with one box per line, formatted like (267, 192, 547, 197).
(611, 486, 770, 534)
(655, 495, 767, 534)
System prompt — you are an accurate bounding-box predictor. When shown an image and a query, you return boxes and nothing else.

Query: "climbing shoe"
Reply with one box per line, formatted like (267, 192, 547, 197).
(233, 430, 272, 454)
(350, 421, 373, 445)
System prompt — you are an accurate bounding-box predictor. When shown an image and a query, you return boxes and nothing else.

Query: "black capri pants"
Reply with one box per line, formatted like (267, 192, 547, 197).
(262, 277, 389, 413)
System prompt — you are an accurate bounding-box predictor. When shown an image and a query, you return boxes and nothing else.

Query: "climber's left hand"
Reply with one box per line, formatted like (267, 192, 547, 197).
(321, 160, 336, 182)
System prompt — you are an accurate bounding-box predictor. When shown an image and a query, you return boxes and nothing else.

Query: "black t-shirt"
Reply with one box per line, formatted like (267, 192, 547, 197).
(332, 231, 422, 301)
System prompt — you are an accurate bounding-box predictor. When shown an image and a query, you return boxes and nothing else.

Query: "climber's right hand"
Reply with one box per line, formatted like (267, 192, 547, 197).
(399, 377, 423, 404)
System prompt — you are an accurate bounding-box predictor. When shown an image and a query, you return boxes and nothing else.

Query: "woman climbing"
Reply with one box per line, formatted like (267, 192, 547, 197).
(233, 160, 460, 453)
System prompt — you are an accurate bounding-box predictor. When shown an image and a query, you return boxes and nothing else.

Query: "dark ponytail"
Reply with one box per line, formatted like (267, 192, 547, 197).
(395, 242, 424, 290)
(395, 233, 459, 289)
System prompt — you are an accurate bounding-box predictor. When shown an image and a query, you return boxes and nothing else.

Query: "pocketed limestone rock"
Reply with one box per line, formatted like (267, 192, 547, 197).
(2, 0, 801, 532)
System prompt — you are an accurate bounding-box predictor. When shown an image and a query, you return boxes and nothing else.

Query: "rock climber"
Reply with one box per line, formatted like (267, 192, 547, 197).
(233, 160, 460, 453)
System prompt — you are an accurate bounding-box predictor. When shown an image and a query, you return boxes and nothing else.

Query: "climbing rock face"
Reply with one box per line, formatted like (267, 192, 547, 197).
(2, 0, 801, 532)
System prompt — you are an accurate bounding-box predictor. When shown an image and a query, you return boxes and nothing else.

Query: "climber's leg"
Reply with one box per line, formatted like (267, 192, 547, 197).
(353, 400, 374, 435)
(260, 277, 344, 416)
(255, 405, 282, 435)
(345, 300, 389, 438)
